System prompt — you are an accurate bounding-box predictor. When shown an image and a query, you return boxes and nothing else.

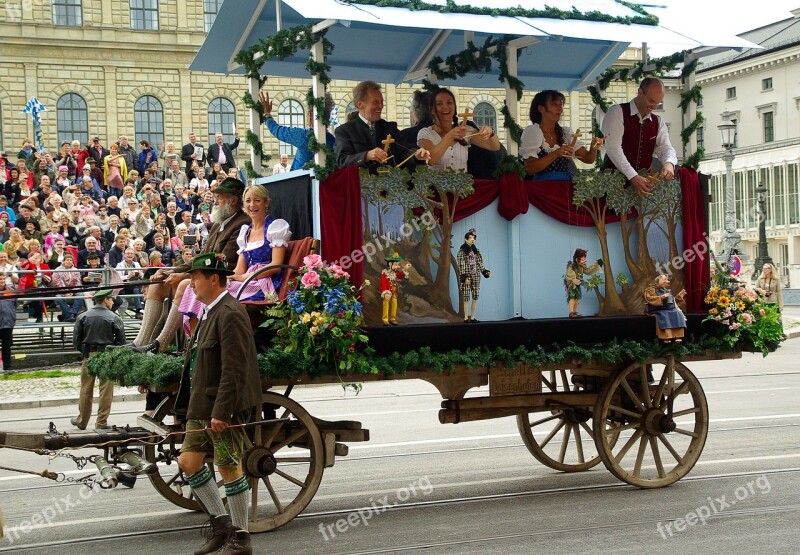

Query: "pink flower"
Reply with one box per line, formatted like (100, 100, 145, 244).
(303, 254, 323, 269)
(328, 264, 350, 280)
(759, 309, 766, 316)
(301, 270, 321, 288)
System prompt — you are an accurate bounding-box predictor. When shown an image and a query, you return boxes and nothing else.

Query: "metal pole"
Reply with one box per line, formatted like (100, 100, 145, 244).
(751, 184, 774, 280)
(721, 148, 741, 266)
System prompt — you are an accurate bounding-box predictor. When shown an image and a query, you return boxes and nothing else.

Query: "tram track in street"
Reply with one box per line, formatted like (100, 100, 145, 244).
(2, 466, 799, 552)
(1, 419, 798, 494)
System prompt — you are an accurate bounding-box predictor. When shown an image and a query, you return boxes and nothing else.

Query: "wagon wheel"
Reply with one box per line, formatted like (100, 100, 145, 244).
(593, 357, 709, 488)
(143, 394, 216, 511)
(243, 391, 324, 533)
(516, 368, 617, 472)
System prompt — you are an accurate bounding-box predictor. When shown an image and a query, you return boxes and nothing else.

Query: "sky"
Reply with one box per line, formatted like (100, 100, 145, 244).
(644, 0, 799, 55)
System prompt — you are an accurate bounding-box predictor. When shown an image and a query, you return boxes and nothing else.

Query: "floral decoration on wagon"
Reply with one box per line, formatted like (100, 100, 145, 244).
(703, 267, 784, 356)
(263, 254, 377, 385)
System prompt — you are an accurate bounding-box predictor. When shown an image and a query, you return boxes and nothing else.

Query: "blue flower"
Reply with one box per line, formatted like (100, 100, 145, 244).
(350, 301, 363, 317)
(287, 290, 306, 314)
(323, 287, 347, 313)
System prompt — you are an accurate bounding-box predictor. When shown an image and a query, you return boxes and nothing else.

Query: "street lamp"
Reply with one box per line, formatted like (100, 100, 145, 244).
(718, 110, 740, 267)
(751, 184, 775, 281)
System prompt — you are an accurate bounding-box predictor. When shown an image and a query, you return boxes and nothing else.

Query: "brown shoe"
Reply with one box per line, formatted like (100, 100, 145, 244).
(194, 514, 233, 555)
(217, 529, 252, 555)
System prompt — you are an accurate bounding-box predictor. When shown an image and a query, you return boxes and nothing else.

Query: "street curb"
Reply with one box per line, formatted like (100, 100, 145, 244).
(0, 393, 145, 410)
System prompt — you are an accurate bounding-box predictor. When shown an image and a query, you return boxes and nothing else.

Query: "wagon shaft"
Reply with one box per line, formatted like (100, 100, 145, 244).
(0, 427, 157, 451)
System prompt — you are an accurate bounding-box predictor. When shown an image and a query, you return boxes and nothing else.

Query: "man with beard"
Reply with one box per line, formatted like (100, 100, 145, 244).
(131, 177, 249, 353)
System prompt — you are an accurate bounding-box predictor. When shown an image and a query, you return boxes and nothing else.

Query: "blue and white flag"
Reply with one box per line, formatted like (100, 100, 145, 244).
(22, 97, 47, 153)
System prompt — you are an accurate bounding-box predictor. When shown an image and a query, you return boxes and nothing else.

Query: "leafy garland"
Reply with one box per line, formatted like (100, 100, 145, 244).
(341, 0, 658, 26)
(86, 335, 741, 387)
(588, 50, 705, 170)
(234, 25, 336, 180)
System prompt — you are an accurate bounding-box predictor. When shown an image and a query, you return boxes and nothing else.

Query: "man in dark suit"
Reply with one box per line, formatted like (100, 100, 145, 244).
(132, 177, 250, 352)
(88, 137, 110, 166)
(207, 132, 240, 173)
(335, 80, 430, 172)
(175, 252, 260, 555)
(180, 132, 206, 179)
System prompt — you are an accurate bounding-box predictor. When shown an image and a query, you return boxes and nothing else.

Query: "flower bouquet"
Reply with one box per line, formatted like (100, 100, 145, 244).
(703, 279, 784, 356)
(263, 254, 376, 384)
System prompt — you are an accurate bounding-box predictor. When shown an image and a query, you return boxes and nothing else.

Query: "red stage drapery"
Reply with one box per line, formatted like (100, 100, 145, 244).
(319, 167, 708, 310)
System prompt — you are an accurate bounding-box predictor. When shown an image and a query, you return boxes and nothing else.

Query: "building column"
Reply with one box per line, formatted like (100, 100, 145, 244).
(23, 62, 38, 142)
(104, 66, 118, 140)
(179, 69, 192, 139)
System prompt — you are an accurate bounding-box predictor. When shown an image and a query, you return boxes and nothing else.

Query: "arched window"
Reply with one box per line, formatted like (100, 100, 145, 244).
(208, 97, 236, 146)
(56, 93, 89, 146)
(134, 95, 164, 148)
(278, 99, 305, 156)
(473, 102, 496, 130)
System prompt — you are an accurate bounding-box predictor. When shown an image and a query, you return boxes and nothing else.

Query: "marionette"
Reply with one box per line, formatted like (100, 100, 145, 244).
(564, 248, 602, 318)
(457, 228, 491, 323)
(644, 274, 687, 343)
(380, 251, 411, 326)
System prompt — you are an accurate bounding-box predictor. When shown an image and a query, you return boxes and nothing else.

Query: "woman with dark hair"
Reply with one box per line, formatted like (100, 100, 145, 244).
(520, 90, 603, 180)
(417, 88, 499, 171)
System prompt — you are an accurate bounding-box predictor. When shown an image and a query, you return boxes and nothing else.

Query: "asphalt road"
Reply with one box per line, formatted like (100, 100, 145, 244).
(1, 341, 799, 554)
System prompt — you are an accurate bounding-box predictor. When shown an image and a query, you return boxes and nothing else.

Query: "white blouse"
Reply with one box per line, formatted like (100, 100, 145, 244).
(519, 123, 585, 160)
(417, 126, 470, 171)
(236, 218, 291, 255)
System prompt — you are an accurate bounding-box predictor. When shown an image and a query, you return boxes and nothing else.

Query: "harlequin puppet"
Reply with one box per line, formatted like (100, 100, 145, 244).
(564, 248, 602, 318)
(644, 274, 687, 343)
(380, 251, 411, 326)
(457, 228, 491, 323)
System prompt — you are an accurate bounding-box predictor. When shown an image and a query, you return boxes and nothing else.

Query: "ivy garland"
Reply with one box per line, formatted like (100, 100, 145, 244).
(341, 0, 658, 26)
(234, 24, 335, 180)
(87, 335, 739, 387)
(589, 49, 706, 170)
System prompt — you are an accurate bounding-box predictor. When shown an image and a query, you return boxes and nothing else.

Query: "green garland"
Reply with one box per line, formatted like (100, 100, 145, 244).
(234, 24, 335, 180)
(501, 103, 523, 145)
(492, 154, 525, 179)
(342, 0, 658, 26)
(87, 335, 741, 387)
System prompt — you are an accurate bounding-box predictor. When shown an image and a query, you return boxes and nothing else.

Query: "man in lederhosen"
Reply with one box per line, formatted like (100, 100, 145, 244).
(175, 252, 261, 555)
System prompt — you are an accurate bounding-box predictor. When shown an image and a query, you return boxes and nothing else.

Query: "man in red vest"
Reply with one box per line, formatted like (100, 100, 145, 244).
(601, 77, 677, 195)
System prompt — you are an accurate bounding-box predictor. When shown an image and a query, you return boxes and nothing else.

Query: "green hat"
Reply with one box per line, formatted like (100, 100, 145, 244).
(189, 252, 235, 275)
(214, 177, 245, 197)
(384, 250, 403, 262)
(92, 289, 114, 302)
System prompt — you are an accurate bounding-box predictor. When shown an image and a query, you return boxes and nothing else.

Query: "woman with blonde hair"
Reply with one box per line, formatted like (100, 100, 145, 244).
(756, 263, 782, 311)
(3, 227, 26, 257)
(103, 143, 128, 198)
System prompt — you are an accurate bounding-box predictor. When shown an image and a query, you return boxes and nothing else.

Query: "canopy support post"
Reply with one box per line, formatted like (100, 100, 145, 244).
(249, 77, 262, 178)
(504, 43, 519, 156)
(311, 38, 327, 168)
(683, 51, 698, 162)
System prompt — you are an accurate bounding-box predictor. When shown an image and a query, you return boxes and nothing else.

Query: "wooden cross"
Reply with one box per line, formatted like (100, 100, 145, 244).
(570, 129, 582, 148)
(459, 108, 474, 127)
(382, 134, 395, 153)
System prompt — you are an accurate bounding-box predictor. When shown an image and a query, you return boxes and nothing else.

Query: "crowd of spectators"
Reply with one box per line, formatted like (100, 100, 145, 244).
(0, 131, 239, 326)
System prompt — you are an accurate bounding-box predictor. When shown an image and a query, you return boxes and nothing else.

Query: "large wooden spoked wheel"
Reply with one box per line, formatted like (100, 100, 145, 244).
(244, 391, 325, 533)
(144, 394, 211, 511)
(593, 357, 709, 488)
(517, 369, 613, 472)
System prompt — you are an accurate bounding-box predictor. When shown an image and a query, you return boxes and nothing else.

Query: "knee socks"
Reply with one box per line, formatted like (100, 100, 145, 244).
(225, 475, 251, 530)
(186, 466, 225, 517)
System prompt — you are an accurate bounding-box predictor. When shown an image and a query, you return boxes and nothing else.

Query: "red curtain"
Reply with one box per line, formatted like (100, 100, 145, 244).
(677, 167, 709, 312)
(319, 166, 363, 287)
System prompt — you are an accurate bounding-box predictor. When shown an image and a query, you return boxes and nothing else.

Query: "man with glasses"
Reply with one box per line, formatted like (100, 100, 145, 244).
(601, 76, 677, 196)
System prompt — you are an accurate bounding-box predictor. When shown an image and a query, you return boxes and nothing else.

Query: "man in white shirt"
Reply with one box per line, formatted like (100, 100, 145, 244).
(600, 77, 677, 196)
(272, 154, 290, 175)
